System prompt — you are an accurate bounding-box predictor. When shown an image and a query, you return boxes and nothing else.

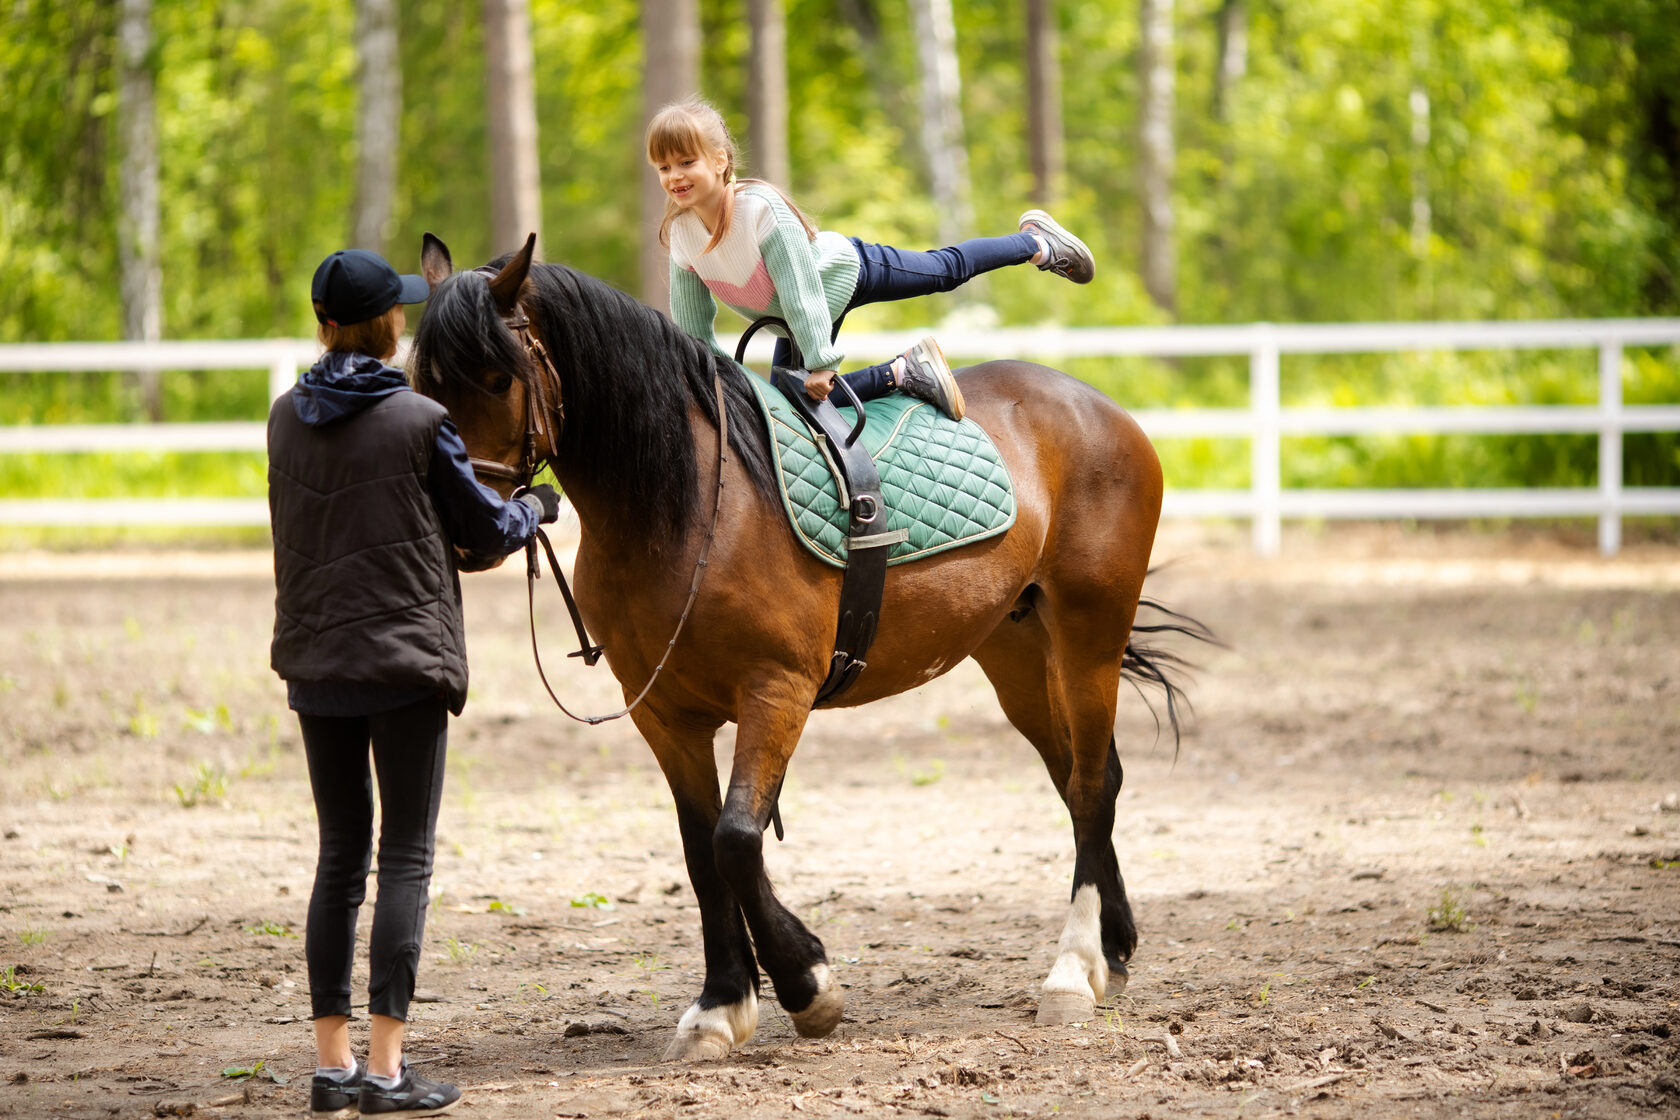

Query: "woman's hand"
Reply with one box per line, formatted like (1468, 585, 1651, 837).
(804, 369, 837, 401)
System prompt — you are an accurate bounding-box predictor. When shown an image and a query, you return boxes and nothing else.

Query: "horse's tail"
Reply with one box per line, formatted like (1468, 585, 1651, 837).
(1121, 591, 1220, 757)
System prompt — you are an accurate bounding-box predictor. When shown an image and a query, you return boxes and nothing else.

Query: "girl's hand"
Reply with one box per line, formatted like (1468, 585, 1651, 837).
(804, 369, 837, 401)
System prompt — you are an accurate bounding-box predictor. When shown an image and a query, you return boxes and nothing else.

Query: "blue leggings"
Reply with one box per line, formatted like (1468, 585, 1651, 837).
(772, 232, 1039, 399)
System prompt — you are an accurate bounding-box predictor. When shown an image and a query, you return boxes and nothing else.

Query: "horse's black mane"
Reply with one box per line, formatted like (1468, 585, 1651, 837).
(411, 257, 777, 552)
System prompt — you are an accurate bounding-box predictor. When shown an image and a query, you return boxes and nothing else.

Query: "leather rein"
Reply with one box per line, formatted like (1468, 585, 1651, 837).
(467, 270, 728, 725)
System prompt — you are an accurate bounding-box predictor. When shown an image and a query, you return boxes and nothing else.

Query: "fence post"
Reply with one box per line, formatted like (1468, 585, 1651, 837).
(1251, 324, 1281, 555)
(269, 351, 297, 403)
(1598, 337, 1623, 556)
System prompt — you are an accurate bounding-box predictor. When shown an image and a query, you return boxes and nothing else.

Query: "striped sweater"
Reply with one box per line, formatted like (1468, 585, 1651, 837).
(667, 184, 861, 372)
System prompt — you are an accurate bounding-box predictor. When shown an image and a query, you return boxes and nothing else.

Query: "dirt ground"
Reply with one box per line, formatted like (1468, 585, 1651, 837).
(1, 523, 1677, 1120)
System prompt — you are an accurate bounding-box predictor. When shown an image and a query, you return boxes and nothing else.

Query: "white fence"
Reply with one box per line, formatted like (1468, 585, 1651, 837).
(2, 320, 1678, 555)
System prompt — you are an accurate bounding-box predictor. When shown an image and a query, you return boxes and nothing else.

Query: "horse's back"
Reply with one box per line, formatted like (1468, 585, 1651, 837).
(957, 359, 1163, 533)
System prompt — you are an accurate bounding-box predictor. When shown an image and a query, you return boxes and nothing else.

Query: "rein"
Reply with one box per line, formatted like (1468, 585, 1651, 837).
(467, 271, 728, 725)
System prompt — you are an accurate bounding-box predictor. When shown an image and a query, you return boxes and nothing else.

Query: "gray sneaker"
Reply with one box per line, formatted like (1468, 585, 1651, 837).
(894, 336, 965, 421)
(1019, 209, 1094, 284)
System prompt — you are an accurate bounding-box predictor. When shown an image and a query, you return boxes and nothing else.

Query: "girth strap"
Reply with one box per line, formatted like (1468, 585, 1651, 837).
(734, 316, 891, 708)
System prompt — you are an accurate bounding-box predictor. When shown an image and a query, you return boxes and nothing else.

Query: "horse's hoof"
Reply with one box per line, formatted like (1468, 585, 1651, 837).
(662, 994, 758, 1061)
(662, 1031, 733, 1061)
(788, 963, 844, 1038)
(1036, 989, 1096, 1026)
(1105, 962, 1130, 996)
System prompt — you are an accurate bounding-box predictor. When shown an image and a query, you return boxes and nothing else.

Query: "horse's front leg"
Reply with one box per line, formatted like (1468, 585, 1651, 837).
(713, 679, 844, 1039)
(632, 706, 760, 1060)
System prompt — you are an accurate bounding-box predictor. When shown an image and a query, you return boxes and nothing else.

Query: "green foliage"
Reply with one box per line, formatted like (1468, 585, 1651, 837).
(0, 0, 1677, 525)
(569, 891, 614, 910)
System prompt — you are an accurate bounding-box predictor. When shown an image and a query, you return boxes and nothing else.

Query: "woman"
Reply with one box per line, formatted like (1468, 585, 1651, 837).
(269, 248, 559, 1115)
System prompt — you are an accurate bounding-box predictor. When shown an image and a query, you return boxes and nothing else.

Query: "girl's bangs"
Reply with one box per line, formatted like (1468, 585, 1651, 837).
(648, 113, 706, 163)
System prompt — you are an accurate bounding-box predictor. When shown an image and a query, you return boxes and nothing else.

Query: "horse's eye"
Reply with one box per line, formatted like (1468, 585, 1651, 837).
(488, 372, 514, 395)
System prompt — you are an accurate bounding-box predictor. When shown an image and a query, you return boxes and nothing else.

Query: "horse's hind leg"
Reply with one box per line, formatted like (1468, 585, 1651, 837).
(973, 600, 1138, 1026)
(632, 706, 761, 1060)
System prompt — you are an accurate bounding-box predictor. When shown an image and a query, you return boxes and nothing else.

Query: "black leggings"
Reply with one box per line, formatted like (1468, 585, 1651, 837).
(298, 696, 449, 1021)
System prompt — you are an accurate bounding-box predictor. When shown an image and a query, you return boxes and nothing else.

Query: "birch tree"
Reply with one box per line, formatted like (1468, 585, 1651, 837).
(909, 0, 974, 248)
(484, 0, 543, 257)
(1212, 0, 1246, 122)
(351, 0, 400, 255)
(638, 0, 699, 311)
(747, 0, 789, 187)
(1138, 0, 1176, 316)
(118, 0, 161, 418)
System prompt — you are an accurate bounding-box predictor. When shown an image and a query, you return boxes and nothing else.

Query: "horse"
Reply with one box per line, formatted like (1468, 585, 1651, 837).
(408, 232, 1199, 1060)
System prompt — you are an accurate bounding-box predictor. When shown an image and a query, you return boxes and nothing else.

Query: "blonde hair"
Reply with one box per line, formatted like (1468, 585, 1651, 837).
(646, 97, 816, 253)
(316, 302, 403, 362)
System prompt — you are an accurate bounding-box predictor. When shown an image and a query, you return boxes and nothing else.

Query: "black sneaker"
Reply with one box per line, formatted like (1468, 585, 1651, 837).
(310, 1062, 363, 1112)
(358, 1061, 460, 1116)
(894, 336, 965, 421)
(1019, 209, 1095, 284)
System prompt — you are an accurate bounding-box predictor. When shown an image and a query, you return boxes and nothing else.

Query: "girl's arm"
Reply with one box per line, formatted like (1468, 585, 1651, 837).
(668, 260, 731, 361)
(757, 212, 846, 373)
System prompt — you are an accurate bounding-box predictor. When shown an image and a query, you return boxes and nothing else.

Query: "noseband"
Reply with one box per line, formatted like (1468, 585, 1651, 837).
(467, 265, 562, 489)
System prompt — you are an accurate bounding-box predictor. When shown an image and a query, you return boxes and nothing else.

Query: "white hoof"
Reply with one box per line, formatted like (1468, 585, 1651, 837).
(1036, 988, 1097, 1025)
(788, 963, 844, 1038)
(1035, 884, 1108, 1027)
(662, 992, 758, 1061)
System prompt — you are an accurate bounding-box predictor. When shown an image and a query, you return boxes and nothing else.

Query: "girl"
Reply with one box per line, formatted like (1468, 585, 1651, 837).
(647, 98, 1095, 422)
(269, 248, 560, 1115)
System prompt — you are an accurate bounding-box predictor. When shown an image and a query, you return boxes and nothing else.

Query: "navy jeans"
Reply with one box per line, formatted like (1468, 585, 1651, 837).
(299, 695, 449, 1022)
(773, 232, 1039, 400)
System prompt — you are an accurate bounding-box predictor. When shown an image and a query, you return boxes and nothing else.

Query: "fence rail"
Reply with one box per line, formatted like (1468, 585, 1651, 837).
(2, 319, 1678, 554)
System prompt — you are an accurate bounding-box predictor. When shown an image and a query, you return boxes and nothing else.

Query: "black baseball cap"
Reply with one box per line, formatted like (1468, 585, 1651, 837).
(311, 249, 430, 326)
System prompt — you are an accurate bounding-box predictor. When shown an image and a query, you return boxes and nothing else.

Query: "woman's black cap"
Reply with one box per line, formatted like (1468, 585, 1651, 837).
(311, 249, 430, 326)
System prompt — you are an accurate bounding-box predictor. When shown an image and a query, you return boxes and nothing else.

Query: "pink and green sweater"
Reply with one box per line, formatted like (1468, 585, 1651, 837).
(667, 184, 861, 372)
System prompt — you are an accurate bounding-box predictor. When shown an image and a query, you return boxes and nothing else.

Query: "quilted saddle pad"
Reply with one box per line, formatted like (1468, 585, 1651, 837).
(742, 372, 1017, 569)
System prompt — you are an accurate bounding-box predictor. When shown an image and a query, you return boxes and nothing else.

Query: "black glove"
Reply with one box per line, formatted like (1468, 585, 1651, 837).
(516, 483, 561, 525)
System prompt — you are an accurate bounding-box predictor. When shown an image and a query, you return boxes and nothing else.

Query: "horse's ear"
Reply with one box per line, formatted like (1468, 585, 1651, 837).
(420, 232, 453, 291)
(487, 233, 536, 316)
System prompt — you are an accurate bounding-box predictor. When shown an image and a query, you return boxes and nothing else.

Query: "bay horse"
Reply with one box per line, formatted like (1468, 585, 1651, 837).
(409, 233, 1197, 1060)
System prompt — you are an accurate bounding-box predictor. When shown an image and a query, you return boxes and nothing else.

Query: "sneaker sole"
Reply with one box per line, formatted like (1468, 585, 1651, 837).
(1018, 208, 1094, 284)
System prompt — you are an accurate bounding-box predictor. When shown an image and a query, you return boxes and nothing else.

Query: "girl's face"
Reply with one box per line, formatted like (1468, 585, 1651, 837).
(654, 146, 730, 218)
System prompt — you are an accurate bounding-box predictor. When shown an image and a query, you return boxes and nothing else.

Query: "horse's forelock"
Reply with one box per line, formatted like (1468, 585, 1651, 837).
(409, 270, 529, 394)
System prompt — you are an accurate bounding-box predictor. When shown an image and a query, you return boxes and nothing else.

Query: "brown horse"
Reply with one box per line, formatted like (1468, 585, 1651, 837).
(409, 233, 1198, 1060)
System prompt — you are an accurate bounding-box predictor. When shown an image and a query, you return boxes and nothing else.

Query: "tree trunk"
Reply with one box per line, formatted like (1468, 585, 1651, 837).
(484, 0, 543, 257)
(1138, 0, 1177, 316)
(747, 0, 789, 187)
(1212, 0, 1245, 122)
(639, 0, 699, 312)
(118, 0, 162, 419)
(352, 0, 400, 256)
(909, 0, 974, 249)
(1025, 0, 1062, 207)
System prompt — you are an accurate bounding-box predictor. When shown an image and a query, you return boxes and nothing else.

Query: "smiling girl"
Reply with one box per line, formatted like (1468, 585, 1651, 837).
(648, 98, 1094, 422)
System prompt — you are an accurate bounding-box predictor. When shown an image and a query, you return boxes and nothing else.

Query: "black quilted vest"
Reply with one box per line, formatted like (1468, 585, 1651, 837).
(267, 388, 469, 714)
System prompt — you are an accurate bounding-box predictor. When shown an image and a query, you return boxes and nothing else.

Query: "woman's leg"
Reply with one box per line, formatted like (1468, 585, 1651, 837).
(362, 695, 451, 1074)
(299, 712, 376, 1039)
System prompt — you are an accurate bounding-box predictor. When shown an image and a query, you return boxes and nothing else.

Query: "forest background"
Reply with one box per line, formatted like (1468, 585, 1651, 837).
(2, 0, 1678, 540)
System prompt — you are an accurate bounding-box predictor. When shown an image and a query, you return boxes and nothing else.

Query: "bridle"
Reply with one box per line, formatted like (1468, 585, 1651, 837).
(460, 265, 729, 726)
(466, 266, 562, 490)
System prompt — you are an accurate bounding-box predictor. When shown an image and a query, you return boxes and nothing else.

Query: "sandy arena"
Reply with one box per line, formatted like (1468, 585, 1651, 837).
(1, 524, 1677, 1119)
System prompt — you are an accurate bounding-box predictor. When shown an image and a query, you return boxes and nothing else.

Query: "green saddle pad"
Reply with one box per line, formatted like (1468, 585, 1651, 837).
(742, 372, 1017, 568)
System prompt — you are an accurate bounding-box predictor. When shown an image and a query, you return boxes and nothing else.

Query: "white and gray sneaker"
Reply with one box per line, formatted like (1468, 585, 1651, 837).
(893, 336, 965, 421)
(1019, 209, 1095, 284)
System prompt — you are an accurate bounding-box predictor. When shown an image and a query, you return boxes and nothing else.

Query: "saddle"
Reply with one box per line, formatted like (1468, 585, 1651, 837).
(734, 320, 1016, 707)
